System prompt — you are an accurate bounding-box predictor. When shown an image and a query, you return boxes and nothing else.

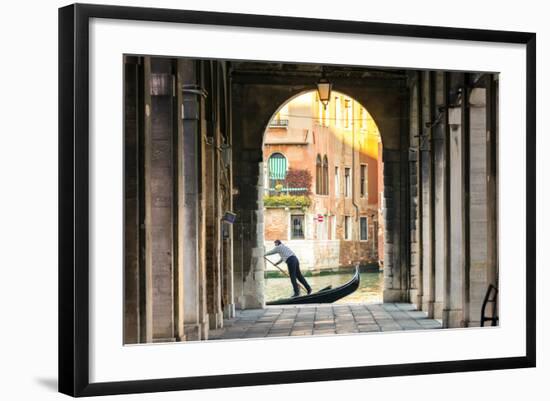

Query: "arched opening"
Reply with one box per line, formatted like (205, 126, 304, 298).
(262, 90, 385, 304)
(122, 56, 503, 344)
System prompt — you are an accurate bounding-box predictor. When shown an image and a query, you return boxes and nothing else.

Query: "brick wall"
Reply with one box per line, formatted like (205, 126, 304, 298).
(339, 240, 378, 267)
(264, 208, 289, 240)
(264, 239, 340, 271)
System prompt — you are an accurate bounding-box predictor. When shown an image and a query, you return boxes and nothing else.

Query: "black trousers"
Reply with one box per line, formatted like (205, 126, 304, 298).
(286, 255, 311, 296)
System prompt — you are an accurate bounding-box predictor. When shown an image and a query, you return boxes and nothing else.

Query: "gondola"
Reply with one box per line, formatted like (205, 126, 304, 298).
(266, 266, 360, 305)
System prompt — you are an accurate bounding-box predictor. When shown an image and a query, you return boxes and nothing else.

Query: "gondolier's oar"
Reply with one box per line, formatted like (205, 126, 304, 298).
(264, 256, 309, 294)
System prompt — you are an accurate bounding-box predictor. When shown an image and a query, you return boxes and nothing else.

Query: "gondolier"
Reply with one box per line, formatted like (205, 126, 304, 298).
(265, 240, 312, 297)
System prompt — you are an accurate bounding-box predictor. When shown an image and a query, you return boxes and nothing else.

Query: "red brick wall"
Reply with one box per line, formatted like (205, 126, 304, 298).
(263, 93, 385, 267)
(339, 239, 378, 267)
(264, 208, 288, 240)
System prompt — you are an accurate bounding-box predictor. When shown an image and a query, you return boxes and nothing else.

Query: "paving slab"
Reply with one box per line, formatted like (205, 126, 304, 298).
(357, 324, 381, 332)
(313, 330, 336, 336)
(395, 303, 417, 311)
(208, 303, 442, 341)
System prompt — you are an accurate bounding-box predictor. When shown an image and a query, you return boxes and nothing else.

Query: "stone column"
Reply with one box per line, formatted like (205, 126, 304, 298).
(222, 217, 236, 318)
(205, 62, 224, 329)
(468, 86, 489, 326)
(445, 77, 468, 328)
(383, 149, 406, 302)
(197, 62, 212, 338)
(408, 72, 421, 307)
(174, 61, 185, 342)
(486, 76, 499, 302)
(147, 58, 176, 342)
(420, 72, 435, 317)
(433, 71, 448, 320)
(222, 69, 236, 319)
(124, 56, 142, 344)
(204, 146, 223, 329)
(141, 58, 154, 343)
(230, 82, 266, 310)
(382, 86, 410, 304)
(179, 59, 204, 340)
(232, 151, 266, 309)
(408, 148, 420, 305)
(399, 90, 411, 303)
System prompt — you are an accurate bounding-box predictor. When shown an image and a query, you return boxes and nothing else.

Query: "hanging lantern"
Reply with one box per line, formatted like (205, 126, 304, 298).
(316, 77, 332, 109)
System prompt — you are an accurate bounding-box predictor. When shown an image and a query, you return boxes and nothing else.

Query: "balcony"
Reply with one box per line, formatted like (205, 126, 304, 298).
(268, 119, 289, 128)
(265, 186, 308, 196)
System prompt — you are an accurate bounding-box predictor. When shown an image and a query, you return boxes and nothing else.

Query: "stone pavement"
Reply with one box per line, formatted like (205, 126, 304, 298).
(208, 303, 441, 340)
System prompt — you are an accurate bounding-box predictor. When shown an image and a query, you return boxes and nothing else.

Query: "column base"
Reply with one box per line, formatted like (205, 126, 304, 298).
(152, 337, 177, 343)
(209, 311, 224, 330)
(467, 319, 482, 327)
(236, 247, 266, 310)
(224, 303, 236, 319)
(442, 309, 467, 328)
(383, 289, 409, 303)
(409, 289, 421, 309)
(237, 294, 264, 309)
(433, 301, 444, 320)
(183, 323, 202, 341)
(422, 301, 435, 318)
(184, 318, 210, 341)
(201, 315, 209, 340)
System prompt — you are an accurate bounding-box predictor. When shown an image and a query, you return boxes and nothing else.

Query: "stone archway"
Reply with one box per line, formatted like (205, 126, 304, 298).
(230, 66, 411, 309)
(122, 57, 501, 342)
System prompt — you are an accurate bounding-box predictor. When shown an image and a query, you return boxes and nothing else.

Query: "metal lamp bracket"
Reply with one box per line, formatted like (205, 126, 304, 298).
(181, 84, 208, 98)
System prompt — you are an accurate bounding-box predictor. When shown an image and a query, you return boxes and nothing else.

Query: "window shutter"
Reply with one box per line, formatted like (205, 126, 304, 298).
(268, 153, 287, 180)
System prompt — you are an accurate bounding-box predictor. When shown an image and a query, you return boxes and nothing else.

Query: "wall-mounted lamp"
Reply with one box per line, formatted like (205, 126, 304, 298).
(181, 84, 208, 98)
(222, 211, 237, 224)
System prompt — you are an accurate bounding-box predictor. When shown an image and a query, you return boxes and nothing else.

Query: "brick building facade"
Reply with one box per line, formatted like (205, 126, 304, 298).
(263, 91, 384, 272)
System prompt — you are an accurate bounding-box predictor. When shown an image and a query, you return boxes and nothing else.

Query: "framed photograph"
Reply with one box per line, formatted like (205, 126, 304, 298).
(58, 3, 536, 397)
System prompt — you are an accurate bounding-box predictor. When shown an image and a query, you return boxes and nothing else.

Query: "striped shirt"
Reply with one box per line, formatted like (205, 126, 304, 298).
(265, 244, 295, 263)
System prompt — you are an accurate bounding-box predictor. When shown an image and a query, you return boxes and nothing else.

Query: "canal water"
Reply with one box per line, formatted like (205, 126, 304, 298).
(265, 271, 383, 304)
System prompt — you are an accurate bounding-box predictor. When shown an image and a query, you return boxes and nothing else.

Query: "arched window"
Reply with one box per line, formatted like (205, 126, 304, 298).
(268, 153, 287, 191)
(323, 155, 329, 195)
(316, 154, 322, 194)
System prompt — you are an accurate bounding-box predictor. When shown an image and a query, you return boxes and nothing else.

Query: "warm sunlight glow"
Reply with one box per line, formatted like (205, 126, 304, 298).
(269, 90, 381, 160)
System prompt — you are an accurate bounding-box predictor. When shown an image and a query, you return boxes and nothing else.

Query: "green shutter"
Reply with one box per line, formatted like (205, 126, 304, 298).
(268, 153, 287, 180)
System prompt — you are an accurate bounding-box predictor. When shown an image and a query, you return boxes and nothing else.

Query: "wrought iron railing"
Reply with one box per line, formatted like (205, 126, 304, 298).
(266, 187, 308, 196)
(268, 119, 289, 127)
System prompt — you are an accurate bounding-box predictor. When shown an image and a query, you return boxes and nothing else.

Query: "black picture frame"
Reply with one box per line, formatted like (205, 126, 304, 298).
(58, 3, 536, 397)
